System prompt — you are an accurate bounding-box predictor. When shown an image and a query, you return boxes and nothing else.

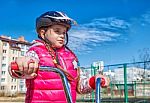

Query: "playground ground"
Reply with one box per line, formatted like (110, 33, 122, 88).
(0, 96, 150, 103)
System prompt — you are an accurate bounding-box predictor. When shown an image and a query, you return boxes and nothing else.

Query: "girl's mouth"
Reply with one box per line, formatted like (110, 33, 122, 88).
(58, 40, 64, 44)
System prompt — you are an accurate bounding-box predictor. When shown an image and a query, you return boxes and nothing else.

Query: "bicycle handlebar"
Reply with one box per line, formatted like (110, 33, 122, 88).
(96, 78, 101, 103)
(10, 62, 73, 103)
(10, 62, 101, 103)
(40, 67, 73, 103)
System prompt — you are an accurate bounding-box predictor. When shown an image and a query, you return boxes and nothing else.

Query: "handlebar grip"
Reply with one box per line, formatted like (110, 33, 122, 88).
(101, 77, 107, 88)
(11, 62, 19, 71)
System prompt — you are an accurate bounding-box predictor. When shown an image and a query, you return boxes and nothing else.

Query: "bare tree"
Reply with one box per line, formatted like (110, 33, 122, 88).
(131, 48, 150, 81)
(138, 48, 150, 69)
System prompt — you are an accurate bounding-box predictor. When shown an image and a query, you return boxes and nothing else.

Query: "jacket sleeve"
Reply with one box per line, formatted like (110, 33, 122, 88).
(76, 69, 93, 94)
(76, 68, 107, 94)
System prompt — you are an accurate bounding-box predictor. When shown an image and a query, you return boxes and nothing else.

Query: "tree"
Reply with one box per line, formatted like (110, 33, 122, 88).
(138, 48, 150, 69)
(132, 48, 150, 81)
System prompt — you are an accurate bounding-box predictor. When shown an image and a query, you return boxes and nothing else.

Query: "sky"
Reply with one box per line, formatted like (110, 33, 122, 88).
(0, 0, 150, 67)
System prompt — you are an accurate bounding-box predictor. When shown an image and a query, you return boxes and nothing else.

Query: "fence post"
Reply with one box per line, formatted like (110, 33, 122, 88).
(119, 81, 121, 98)
(134, 81, 136, 98)
(91, 64, 95, 103)
(143, 61, 146, 102)
(123, 64, 128, 103)
(110, 82, 113, 98)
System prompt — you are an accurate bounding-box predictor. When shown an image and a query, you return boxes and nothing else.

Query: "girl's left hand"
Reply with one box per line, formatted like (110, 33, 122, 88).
(95, 74, 110, 87)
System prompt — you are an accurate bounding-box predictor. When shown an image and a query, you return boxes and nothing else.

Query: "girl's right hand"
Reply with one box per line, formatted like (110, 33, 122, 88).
(14, 56, 39, 78)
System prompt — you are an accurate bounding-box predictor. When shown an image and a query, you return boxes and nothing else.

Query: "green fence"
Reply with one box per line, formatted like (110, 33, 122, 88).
(77, 61, 150, 103)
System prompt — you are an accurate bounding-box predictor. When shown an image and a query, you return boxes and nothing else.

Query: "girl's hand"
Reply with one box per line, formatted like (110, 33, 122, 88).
(15, 56, 39, 78)
(96, 74, 110, 87)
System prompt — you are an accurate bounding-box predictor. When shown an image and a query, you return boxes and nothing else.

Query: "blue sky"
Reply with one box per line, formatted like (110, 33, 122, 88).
(0, 0, 150, 67)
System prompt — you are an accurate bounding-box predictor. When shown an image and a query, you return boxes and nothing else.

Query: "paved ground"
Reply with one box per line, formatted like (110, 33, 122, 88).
(0, 96, 24, 103)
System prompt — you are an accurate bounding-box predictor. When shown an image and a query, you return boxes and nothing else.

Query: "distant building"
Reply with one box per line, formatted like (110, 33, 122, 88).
(105, 67, 150, 96)
(0, 35, 32, 96)
(80, 67, 92, 78)
(92, 61, 104, 72)
(113, 67, 150, 83)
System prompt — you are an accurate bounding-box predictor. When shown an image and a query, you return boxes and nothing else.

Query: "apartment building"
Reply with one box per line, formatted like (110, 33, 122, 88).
(113, 67, 150, 83)
(0, 35, 32, 96)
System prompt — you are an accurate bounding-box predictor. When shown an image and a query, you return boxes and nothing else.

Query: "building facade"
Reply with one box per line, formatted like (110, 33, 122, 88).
(0, 35, 32, 96)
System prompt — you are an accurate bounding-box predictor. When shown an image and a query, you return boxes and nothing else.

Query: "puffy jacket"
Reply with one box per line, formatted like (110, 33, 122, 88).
(25, 40, 78, 103)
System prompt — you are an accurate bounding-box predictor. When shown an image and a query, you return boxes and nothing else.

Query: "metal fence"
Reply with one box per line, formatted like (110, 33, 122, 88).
(78, 61, 150, 103)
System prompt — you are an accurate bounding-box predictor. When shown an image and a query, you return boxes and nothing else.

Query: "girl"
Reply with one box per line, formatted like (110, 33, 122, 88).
(9, 11, 109, 103)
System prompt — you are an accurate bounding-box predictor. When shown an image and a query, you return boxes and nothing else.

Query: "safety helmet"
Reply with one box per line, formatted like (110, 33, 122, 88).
(36, 11, 77, 33)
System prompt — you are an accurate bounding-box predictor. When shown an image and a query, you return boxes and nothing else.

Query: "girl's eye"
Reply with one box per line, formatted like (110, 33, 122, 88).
(54, 30, 66, 35)
(63, 32, 66, 35)
(55, 30, 59, 33)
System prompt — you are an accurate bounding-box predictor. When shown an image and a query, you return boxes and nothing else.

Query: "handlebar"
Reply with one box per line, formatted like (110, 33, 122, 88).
(10, 62, 101, 103)
(40, 67, 73, 103)
(10, 62, 73, 103)
(96, 78, 101, 103)
(11, 62, 19, 70)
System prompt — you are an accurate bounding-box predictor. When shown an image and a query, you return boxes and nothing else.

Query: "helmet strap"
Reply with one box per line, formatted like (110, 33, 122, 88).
(39, 27, 53, 46)
(44, 35, 52, 45)
(65, 32, 68, 46)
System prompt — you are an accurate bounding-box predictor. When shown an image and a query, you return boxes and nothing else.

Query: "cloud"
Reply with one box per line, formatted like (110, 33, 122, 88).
(141, 11, 150, 24)
(68, 17, 130, 54)
(131, 10, 150, 26)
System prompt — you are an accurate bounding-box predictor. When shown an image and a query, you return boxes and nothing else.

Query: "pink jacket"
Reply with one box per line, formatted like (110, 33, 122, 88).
(9, 40, 106, 103)
(25, 40, 78, 103)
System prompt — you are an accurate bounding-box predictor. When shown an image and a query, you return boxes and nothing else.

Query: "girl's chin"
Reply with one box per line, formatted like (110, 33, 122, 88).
(54, 44, 64, 48)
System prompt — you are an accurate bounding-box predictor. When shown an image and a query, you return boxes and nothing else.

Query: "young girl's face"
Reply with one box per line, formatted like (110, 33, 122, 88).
(44, 24, 67, 48)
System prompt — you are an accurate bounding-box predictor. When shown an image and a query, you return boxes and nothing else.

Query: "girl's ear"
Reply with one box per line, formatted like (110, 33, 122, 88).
(39, 29, 46, 39)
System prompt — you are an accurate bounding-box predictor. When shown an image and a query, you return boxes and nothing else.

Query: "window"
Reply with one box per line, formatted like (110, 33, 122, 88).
(12, 57, 15, 61)
(11, 43, 18, 48)
(2, 64, 6, 67)
(11, 86, 17, 90)
(20, 85, 23, 89)
(21, 51, 25, 56)
(1, 71, 5, 75)
(21, 44, 25, 49)
(11, 78, 17, 82)
(2, 56, 6, 60)
(12, 57, 17, 61)
(14, 86, 16, 90)
(1, 78, 5, 82)
(1, 86, 5, 90)
(26, 46, 29, 49)
(20, 85, 24, 91)
(3, 42, 7, 46)
(12, 50, 17, 54)
(12, 50, 15, 54)
(3, 50, 7, 53)
(11, 86, 13, 90)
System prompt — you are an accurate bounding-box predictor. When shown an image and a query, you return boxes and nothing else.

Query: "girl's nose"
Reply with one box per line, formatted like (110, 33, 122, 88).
(60, 33, 65, 39)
